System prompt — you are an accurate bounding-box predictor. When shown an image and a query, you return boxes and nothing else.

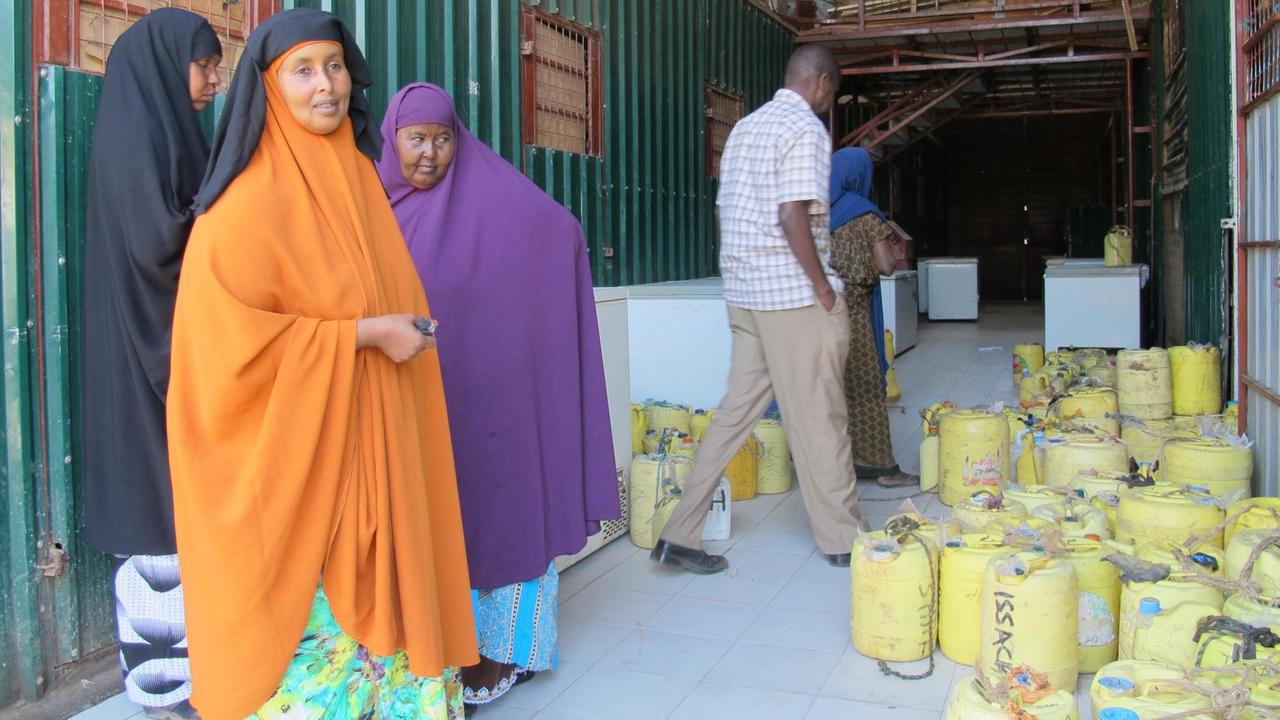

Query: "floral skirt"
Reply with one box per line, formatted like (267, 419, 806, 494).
(251, 586, 464, 719)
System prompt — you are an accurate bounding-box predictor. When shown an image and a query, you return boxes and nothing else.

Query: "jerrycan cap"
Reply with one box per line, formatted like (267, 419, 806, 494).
(1098, 676, 1136, 693)
(1139, 596, 1162, 615)
(1099, 709, 1141, 720)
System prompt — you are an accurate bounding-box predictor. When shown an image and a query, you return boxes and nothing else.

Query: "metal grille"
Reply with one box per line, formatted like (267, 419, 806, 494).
(1242, 0, 1280, 107)
(522, 7, 601, 156)
(1161, 0, 1188, 190)
(59, 1, 263, 81)
(705, 85, 743, 178)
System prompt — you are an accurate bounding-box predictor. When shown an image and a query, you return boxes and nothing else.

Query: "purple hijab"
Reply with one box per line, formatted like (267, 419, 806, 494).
(376, 83, 619, 589)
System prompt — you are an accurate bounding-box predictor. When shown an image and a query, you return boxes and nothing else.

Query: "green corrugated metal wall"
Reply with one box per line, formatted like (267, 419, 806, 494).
(1, 1, 792, 708)
(1180, 0, 1234, 347)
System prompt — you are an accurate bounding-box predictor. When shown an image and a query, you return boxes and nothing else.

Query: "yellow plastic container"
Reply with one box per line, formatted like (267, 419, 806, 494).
(1055, 387, 1120, 421)
(1157, 437, 1254, 500)
(1090, 659, 1189, 715)
(1002, 485, 1069, 516)
(939, 410, 1011, 506)
(1033, 501, 1113, 541)
(1226, 529, 1280, 593)
(669, 435, 698, 458)
(1171, 414, 1205, 435)
(1115, 486, 1226, 548)
(983, 516, 1056, 541)
(1070, 471, 1132, 500)
(1016, 430, 1043, 486)
(1093, 492, 1121, 537)
(1064, 538, 1123, 672)
(1021, 371, 1057, 408)
(1075, 348, 1110, 368)
(630, 403, 648, 455)
(952, 492, 1028, 533)
(725, 433, 759, 502)
(1060, 416, 1122, 436)
(920, 434, 940, 493)
(885, 331, 902, 403)
(1105, 226, 1133, 267)
(1226, 498, 1280, 547)
(939, 533, 1012, 665)
(628, 454, 694, 549)
(944, 674, 1077, 720)
(1083, 361, 1119, 389)
(1118, 579, 1224, 659)
(690, 409, 714, 442)
(980, 553, 1080, 692)
(754, 419, 791, 494)
(1128, 539, 1226, 580)
(851, 531, 938, 662)
(643, 401, 692, 437)
(1044, 435, 1129, 488)
(1127, 596, 1220, 666)
(1196, 631, 1280, 667)
(1013, 343, 1046, 385)
(1121, 419, 1174, 469)
(1117, 350, 1173, 421)
(1169, 345, 1223, 417)
(1223, 593, 1280, 631)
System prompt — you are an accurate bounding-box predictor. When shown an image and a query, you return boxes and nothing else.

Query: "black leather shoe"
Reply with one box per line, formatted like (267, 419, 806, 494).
(650, 539, 729, 574)
(825, 553, 852, 567)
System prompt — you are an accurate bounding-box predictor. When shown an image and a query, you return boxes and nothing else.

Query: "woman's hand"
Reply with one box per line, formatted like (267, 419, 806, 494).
(357, 314, 435, 363)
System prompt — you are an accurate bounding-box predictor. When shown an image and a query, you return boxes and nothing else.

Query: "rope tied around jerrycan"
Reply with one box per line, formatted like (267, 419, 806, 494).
(1172, 522, 1280, 606)
(970, 662, 1058, 719)
(872, 514, 937, 681)
(1192, 615, 1280, 664)
(1151, 660, 1280, 720)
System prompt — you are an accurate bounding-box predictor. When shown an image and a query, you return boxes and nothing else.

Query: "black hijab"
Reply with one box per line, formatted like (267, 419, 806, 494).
(81, 8, 220, 555)
(194, 8, 379, 212)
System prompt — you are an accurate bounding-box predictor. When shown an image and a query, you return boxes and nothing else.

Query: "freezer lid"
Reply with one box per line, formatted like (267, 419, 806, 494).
(928, 258, 979, 267)
(627, 276, 726, 298)
(1045, 263, 1150, 287)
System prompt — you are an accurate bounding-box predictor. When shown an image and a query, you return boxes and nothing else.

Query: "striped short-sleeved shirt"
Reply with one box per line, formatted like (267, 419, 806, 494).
(717, 88, 840, 311)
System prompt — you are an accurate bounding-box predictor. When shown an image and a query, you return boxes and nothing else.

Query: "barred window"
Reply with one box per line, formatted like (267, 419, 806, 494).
(705, 85, 744, 178)
(520, 6, 603, 156)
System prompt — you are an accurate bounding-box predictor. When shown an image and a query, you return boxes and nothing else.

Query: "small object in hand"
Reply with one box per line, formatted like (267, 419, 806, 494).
(414, 317, 438, 337)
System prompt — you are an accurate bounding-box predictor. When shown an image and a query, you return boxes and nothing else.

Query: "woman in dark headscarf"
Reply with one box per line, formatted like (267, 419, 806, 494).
(828, 147, 918, 488)
(375, 83, 619, 709)
(167, 10, 476, 719)
(81, 9, 220, 716)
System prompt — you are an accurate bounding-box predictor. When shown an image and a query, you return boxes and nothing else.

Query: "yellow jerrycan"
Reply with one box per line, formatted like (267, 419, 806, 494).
(1013, 343, 1046, 385)
(1157, 437, 1254, 500)
(1084, 361, 1120, 389)
(725, 433, 759, 502)
(953, 491, 1028, 533)
(628, 454, 694, 549)
(1118, 579, 1225, 659)
(851, 530, 938, 662)
(1226, 529, 1280, 594)
(1226, 498, 1280, 547)
(1093, 492, 1121, 537)
(1127, 596, 1220, 667)
(630, 403, 648, 455)
(980, 553, 1080, 692)
(1055, 387, 1120, 421)
(1194, 617, 1280, 667)
(1115, 486, 1226, 548)
(690, 409, 714, 442)
(1003, 484, 1069, 516)
(1015, 430, 1043, 486)
(939, 409, 1011, 506)
(753, 419, 791, 494)
(1074, 348, 1110, 369)
(1090, 659, 1188, 715)
(1021, 370, 1057, 409)
(885, 330, 902, 403)
(643, 400, 692, 437)
(939, 533, 1014, 665)
(984, 516, 1056, 541)
(1059, 415, 1122, 437)
(1223, 593, 1280, 631)
(1105, 226, 1134, 267)
(1117, 350, 1173, 421)
(1169, 345, 1222, 417)
(1064, 538, 1123, 672)
(920, 434, 941, 493)
(1120, 419, 1174, 470)
(945, 668, 1078, 720)
(1044, 435, 1129, 488)
(1034, 501, 1113, 541)
(1071, 471, 1132, 501)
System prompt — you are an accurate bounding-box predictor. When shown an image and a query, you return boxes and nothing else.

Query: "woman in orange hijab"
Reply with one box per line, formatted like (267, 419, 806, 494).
(167, 9, 477, 718)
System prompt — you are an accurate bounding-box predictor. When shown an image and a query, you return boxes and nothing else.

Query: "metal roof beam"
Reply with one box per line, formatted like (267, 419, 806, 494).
(798, 6, 1152, 43)
(841, 49, 1150, 75)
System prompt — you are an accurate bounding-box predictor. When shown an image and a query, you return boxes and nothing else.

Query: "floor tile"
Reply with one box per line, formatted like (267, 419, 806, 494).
(722, 547, 812, 579)
(806, 696, 940, 720)
(594, 552, 698, 596)
(556, 619, 635, 666)
(704, 641, 842, 695)
(793, 550, 851, 581)
(493, 662, 590, 711)
(768, 576, 849, 614)
(679, 570, 788, 606)
(68, 693, 141, 720)
(738, 606, 850, 653)
(668, 682, 816, 720)
(820, 649, 956, 712)
(559, 584, 669, 629)
(594, 628, 733, 681)
(734, 524, 818, 554)
(643, 596, 765, 640)
(473, 705, 537, 720)
(542, 667, 696, 720)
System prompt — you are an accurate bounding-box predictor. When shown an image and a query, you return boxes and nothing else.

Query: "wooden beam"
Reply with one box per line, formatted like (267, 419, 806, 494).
(1121, 0, 1139, 51)
(842, 50, 1149, 75)
(798, 7, 1152, 43)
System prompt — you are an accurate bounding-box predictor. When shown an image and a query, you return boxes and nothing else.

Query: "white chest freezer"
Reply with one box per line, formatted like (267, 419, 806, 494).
(627, 278, 732, 409)
(880, 271, 918, 352)
(927, 258, 980, 321)
(1044, 264, 1146, 350)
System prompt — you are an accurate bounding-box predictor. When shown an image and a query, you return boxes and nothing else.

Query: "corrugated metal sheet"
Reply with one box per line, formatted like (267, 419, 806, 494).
(288, 0, 793, 286)
(1181, 0, 1233, 346)
(1244, 94, 1279, 495)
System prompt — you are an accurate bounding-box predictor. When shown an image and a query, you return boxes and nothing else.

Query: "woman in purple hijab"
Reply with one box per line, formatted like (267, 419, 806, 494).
(376, 83, 619, 710)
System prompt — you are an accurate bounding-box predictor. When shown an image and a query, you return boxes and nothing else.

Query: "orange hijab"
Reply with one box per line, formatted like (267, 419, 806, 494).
(167, 41, 477, 719)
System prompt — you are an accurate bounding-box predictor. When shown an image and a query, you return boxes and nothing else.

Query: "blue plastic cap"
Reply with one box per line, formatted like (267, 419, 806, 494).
(1099, 709, 1141, 720)
(1139, 596, 1162, 615)
(1098, 677, 1135, 692)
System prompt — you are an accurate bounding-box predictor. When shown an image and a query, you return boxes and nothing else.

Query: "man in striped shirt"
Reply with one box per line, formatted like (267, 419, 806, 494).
(652, 46, 869, 575)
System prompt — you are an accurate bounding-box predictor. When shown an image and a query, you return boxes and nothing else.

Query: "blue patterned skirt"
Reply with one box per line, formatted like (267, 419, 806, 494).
(461, 563, 559, 704)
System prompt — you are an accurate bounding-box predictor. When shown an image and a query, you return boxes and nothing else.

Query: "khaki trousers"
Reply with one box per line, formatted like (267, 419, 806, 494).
(659, 298, 868, 555)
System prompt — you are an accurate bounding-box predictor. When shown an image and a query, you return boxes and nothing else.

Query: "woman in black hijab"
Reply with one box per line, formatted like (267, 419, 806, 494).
(81, 8, 220, 718)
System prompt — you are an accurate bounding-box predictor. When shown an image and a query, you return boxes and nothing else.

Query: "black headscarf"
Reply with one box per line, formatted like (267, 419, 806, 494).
(194, 8, 379, 212)
(81, 8, 220, 555)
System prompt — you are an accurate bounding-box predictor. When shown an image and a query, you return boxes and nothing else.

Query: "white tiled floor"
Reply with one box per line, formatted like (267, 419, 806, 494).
(73, 303, 1095, 720)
